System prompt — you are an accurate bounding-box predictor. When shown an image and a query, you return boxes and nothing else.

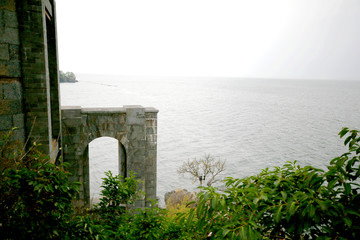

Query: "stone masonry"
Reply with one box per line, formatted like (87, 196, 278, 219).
(62, 106, 158, 208)
(1, 0, 158, 209)
(1, 0, 61, 161)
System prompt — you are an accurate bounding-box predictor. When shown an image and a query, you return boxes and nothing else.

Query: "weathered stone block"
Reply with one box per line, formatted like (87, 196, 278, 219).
(146, 127, 155, 135)
(3, 81, 21, 99)
(71, 135, 81, 144)
(146, 119, 157, 127)
(0, 43, 9, 60)
(125, 106, 145, 125)
(7, 99, 21, 114)
(0, 0, 16, 11)
(0, 10, 17, 28)
(8, 44, 19, 60)
(10, 127, 24, 144)
(0, 100, 9, 114)
(0, 114, 12, 130)
(12, 113, 24, 128)
(61, 106, 81, 118)
(8, 60, 19, 76)
(66, 127, 79, 135)
(0, 60, 8, 75)
(0, 27, 19, 44)
(63, 117, 82, 127)
(0, 60, 19, 77)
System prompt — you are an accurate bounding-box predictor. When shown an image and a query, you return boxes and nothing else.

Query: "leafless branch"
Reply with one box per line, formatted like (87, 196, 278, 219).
(177, 154, 226, 186)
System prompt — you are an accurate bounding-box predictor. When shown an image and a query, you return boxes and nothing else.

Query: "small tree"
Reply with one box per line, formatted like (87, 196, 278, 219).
(177, 154, 225, 186)
(95, 171, 142, 217)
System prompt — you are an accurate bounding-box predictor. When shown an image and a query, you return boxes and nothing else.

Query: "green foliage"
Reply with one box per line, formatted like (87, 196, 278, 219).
(0, 134, 81, 239)
(180, 128, 360, 239)
(166, 189, 196, 219)
(2, 128, 359, 239)
(59, 70, 77, 83)
(82, 172, 192, 239)
(95, 171, 141, 216)
(131, 206, 195, 240)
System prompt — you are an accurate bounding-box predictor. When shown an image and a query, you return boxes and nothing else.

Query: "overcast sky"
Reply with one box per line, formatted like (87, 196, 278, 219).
(56, 0, 360, 80)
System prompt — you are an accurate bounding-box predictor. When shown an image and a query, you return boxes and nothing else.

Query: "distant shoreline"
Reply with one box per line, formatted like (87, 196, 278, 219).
(60, 80, 78, 83)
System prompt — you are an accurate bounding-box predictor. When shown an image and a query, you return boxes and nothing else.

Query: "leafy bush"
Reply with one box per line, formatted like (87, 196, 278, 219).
(2, 127, 359, 239)
(92, 172, 193, 239)
(0, 131, 81, 239)
(95, 171, 141, 217)
(180, 128, 360, 239)
(165, 189, 196, 219)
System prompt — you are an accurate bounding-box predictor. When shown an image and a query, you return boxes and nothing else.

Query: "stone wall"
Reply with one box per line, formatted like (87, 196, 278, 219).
(62, 105, 158, 208)
(0, 0, 61, 161)
(0, 0, 24, 144)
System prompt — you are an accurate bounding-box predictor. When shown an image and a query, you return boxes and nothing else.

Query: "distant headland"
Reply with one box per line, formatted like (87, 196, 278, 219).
(59, 71, 78, 83)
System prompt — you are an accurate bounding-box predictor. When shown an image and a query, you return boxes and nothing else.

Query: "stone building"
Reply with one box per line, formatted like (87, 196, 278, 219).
(1, 0, 158, 208)
(0, 0, 61, 161)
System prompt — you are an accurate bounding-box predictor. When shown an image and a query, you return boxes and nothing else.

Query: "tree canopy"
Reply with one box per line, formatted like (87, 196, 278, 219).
(59, 71, 77, 83)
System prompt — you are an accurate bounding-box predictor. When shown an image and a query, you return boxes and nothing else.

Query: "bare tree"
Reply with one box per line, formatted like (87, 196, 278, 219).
(177, 154, 226, 186)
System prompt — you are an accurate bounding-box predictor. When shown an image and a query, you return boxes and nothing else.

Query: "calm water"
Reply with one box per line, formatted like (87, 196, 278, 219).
(60, 74, 360, 206)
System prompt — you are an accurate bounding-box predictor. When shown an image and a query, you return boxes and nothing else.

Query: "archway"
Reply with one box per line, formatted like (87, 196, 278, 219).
(89, 137, 120, 204)
(61, 106, 158, 208)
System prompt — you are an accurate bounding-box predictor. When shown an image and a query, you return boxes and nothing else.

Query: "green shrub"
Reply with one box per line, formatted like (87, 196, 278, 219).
(165, 189, 196, 219)
(181, 128, 360, 239)
(94, 170, 142, 225)
(0, 138, 81, 239)
(92, 171, 194, 239)
(3, 127, 358, 239)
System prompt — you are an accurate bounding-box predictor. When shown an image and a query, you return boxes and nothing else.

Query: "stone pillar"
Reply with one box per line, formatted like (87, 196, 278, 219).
(125, 105, 147, 208)
(124, 105, 158, 208)
(61, 106, 86, 206)
(145, 108, 158, 207)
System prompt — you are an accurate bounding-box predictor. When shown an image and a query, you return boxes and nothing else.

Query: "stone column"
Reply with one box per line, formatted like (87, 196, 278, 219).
(61, 106, 87, 206)
(144, 108, 158, 207)
(125, 105, 147, 208)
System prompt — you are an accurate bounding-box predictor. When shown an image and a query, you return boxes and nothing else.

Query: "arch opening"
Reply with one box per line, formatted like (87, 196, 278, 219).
(89, 137, 123, 204)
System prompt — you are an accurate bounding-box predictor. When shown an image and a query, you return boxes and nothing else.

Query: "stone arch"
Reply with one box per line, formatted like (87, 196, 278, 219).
(88, 136, 123, 204)
(85, 136, 128, 203)
(61, 106, 158, 208)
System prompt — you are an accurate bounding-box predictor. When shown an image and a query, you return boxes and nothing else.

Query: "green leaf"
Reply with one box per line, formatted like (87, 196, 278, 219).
(347, 209, 360, 217)
(274, 205, 283, 223)
(344, 217, 352, 227)
(211, 197, 217, 209)
(344, 183, 351, 195)
(309, 204, 316, 218)
(344, 135, 353, 146)
(339, 128, 349, 138)
(222, 229, 230, 237)
(289, 201, 298, 216)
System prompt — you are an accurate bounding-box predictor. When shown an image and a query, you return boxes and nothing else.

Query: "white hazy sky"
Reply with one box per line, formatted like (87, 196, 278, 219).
(56, 0, 360, 80)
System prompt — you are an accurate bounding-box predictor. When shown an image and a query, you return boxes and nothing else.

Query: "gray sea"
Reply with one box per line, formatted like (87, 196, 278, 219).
(60, 74, 360, 206)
